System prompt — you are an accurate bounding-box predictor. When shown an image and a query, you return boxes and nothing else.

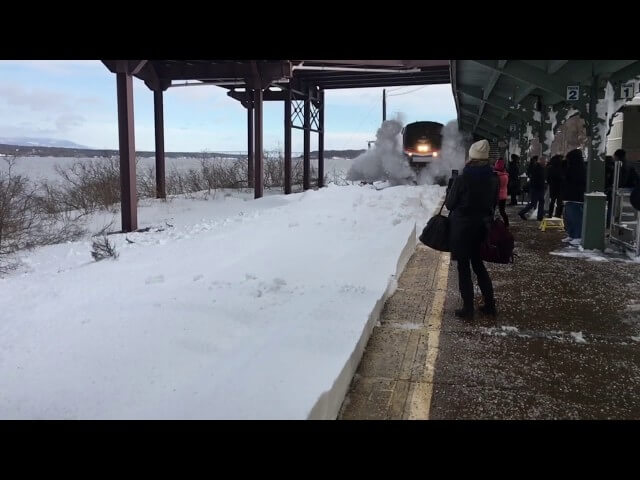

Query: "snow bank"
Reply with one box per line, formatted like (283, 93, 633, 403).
(0, 183, 443, 419)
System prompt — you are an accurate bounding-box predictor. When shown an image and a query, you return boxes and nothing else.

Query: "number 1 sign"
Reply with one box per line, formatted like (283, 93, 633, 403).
(621, 83, 635, 99)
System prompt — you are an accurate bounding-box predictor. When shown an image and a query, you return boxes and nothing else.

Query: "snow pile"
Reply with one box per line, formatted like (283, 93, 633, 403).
(0, 156, 204, 183)
(347, 119, 416, 185)
(481, 327, 590, 344)
(550, 245, 638, 263)
(0, 182, 443, 419)
(501, 326, 519, 333)
(524, 124, 534, 141)
(595, 82, 627, 155)
(570, 331, 587, 344)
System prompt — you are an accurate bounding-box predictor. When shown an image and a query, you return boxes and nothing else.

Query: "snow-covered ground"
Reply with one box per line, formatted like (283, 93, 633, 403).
(0, 155, 354, 185)
(550, 245, 640, 263)
(0, 178, 443, 419)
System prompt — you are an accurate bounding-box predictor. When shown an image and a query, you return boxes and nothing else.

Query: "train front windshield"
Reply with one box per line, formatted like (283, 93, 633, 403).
(403, 122, 443, 158)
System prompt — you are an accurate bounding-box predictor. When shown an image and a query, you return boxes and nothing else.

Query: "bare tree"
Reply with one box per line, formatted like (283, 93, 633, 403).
(0, 157, 85, 274)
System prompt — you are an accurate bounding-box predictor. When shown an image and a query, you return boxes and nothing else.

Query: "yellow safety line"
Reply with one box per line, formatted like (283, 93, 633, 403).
(407, 251, 450, 419)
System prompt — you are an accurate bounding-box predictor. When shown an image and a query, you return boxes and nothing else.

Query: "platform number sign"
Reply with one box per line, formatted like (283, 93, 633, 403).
(621, 83, 635, 99)
(567, 85, 580, 101)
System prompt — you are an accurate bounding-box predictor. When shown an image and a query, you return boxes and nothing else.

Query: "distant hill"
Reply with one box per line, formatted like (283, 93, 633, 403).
(0, 137, 89, 149)
(0, 143, 366, 159)
(309, 149, 366, 159)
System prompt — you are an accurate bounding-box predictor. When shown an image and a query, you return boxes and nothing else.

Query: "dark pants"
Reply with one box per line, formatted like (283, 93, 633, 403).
(498, 199, 509, 227)
(457, 253, 494, 310)
(548, 194, 563, 218)
(519, 188, 545, 220)
(510, 191, 518, 205)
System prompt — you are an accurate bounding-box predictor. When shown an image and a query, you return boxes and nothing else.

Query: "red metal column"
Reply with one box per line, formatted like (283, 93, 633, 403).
(303, 86, 311, 191)
(318, 88, 325, 188)
(254, 88, 264, 199)
(116, 72, 137, 232)
(247, 94, 254, 188)
(153, 90, 166, 199)
(284, 87, 292, 194)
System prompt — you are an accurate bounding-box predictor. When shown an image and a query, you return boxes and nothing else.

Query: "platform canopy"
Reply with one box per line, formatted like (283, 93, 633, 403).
(451, 60, 640, 140)
(101, 60, 452, 92)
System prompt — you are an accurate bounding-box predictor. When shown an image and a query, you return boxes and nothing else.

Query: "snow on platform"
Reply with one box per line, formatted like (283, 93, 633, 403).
(0, 183, 443, 419)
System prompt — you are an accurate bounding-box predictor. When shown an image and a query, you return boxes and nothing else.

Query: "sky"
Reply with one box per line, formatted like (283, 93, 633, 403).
(0, 60, 457, 153)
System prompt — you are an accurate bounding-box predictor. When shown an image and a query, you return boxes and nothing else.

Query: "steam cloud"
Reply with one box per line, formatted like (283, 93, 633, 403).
(347, 119, 472, 186)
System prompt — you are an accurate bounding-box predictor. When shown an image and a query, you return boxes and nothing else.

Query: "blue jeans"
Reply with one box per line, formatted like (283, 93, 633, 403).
(564, 201, 583, 239)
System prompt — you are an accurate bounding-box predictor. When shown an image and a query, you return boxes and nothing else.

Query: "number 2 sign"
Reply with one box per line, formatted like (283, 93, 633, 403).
(566, 86, 579, 101)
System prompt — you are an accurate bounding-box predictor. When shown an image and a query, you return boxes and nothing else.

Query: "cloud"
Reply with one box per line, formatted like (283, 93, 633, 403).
(0, 122, 57, 137)
(0, 79, 107, 141)
(0, 83, 69, 112)
(0, 60, 104, 75)
(56, 113, 85, 132)
(76, 96, 103, 106)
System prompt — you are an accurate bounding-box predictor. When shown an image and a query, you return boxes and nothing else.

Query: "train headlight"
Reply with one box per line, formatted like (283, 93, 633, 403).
(417, 144, 430, 153)
(433, 151, 439, 157)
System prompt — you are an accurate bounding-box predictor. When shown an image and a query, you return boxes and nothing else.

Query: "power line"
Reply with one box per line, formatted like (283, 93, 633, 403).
(387, 85, 428, 97)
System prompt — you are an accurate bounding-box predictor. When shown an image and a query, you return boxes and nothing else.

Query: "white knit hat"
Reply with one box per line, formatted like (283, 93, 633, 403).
(469, 139, 490, 160)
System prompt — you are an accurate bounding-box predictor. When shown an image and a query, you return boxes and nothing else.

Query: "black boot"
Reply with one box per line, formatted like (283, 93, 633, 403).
(455, 307, 474, 320)
(479, 302, 497, 316)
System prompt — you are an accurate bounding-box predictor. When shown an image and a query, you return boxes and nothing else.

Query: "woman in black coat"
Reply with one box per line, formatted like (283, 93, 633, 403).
(445, 139, 499, 319)
(546, 154, 565, 218)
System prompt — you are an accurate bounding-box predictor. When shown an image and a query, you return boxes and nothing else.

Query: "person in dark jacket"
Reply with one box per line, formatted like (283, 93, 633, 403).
(527, 156, 537, 178)
(614, 149, 639, 189)
(562, 149, 587, 244)
(507, 154, 521, 205)
(546, 154, 565, 218)
(518, 155, 547, 221)
(524, 155, 538, 203)
(604, 155, 615, 227)
(445, 139, 499, 320)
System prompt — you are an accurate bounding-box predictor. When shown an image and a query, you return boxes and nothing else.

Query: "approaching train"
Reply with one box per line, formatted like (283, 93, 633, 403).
(402, 121, 443, 168)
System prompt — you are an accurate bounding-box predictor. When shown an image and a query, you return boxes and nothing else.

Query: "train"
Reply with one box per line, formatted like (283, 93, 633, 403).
(402, 121, 443, 165)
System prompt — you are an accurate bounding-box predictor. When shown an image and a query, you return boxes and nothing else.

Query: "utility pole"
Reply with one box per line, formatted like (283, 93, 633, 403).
(383, 88, 386, 122)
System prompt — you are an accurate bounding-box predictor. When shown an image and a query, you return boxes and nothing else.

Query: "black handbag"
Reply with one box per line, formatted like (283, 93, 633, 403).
(419, 203, 450, 252)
